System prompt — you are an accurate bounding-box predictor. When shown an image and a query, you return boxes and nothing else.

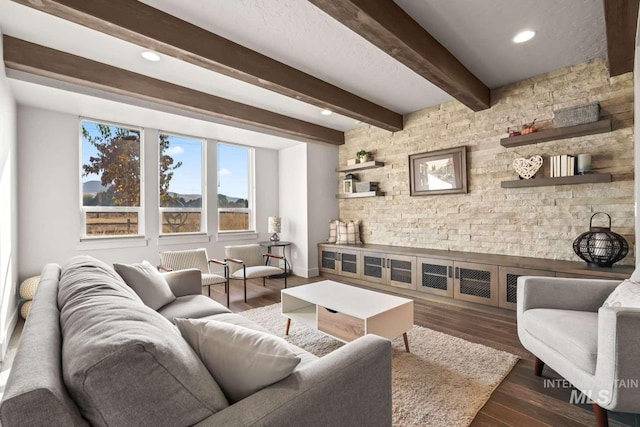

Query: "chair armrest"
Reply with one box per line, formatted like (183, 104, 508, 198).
(595, 306, 640, 411)
(207, 258, 226, 266)
(517, 276, 620, 313)
(225, 258, 245, 265)
(263, 253, 283, 260)
(157, 265, 172, 272)
(161, 268, 202, 297)
(195, 335, 392, 427)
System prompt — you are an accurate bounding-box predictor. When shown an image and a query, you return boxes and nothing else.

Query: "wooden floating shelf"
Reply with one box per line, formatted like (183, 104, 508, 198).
(501, 173, 612, 188)
(336, 191, 385, 199)
(336, 161, 384, 172)
(500, 119, 612, 148)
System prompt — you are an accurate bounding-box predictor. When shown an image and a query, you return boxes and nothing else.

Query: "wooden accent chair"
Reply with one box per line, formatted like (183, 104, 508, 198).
(517, 275, 640, 427)
(158, 248, 229, 305)
(224, 244, 287, 303)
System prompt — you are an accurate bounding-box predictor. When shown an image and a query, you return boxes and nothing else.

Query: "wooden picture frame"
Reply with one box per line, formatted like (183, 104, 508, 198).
(409, 146, 467, 196)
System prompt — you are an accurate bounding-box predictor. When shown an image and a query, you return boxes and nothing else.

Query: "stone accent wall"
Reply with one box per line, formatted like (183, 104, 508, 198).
(340, 59, 635, 265)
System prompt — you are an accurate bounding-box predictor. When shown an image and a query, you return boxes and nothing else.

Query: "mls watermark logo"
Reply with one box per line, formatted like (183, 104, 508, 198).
(543, 379, 639, 405)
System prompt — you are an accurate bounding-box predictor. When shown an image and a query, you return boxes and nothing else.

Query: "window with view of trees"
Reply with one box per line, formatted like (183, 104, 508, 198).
(81, 120, 143, 237)
(159, 133, 204, 234)
(217, 143, 253, 232)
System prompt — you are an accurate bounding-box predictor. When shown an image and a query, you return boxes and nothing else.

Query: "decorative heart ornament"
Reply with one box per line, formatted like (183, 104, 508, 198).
(513, 155, 543, 179)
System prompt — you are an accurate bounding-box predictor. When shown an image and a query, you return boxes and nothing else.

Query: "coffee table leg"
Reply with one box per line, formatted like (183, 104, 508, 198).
(285, 318, 291, 336)
(403, 332, 410, 353)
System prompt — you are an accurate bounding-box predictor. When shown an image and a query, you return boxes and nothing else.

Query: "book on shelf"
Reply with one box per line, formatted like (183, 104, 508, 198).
(549, 154, 575, 178)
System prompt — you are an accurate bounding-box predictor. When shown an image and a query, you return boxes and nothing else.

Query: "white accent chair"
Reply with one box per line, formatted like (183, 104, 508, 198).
(224, 244, 287, 303)
(517, 275, 640, 427)
(159, 248, 229, 305)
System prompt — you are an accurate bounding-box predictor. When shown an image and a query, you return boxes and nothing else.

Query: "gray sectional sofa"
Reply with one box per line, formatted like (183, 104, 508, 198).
(0, 256, 392, 426)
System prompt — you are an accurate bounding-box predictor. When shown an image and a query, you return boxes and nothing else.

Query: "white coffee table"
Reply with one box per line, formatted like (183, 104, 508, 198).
(281, 280, 414, 352)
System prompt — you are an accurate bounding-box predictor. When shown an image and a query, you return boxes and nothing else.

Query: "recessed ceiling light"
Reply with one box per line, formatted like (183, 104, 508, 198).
(141, 51, 161, 62)
(320, 109, 332, 116)
(513, 30, 536, 44)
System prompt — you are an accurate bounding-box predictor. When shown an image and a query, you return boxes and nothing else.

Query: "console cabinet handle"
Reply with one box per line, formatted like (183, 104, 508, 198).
(448, 266, 453, 278)
(455, 267, 460, 279)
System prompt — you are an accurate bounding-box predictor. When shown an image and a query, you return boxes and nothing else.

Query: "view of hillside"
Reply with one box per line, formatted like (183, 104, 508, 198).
(82, 180, 249, 234)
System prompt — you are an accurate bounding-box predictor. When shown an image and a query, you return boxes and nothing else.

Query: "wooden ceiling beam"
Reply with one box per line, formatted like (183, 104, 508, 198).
(603, 0, 640, 76)
(10, 0, 403, 132)
(3, 36, 344, 145)
(309, 0, 490, 111)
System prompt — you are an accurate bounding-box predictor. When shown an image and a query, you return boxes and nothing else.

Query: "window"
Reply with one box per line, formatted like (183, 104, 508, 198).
(80, 119, 143, 238)
(217, 143, 253, 232)
(159, 133, 205, 234)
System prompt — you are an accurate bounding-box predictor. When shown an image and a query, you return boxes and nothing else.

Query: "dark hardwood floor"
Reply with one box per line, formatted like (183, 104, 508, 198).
(211, 275, 640, 427)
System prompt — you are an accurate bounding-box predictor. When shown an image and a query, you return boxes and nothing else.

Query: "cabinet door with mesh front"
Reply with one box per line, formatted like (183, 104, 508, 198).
(416, 257, 454, 297)
(361, 252, 386, 284)
(499, 267, 555, 310)
(453, 261, 499, 306)
(386, 255, 416, 290)
(319, 246, 340, 274)
(338, 249, 361, 279)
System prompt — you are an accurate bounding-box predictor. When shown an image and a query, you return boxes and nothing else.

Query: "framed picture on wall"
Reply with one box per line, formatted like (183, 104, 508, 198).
(409, 146, 467, 196)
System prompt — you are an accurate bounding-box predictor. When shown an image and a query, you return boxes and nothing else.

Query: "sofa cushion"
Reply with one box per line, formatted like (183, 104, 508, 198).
(58, 256, 229, 427)
(176, 318, 301, 403)
(158, 294, 231, 322)
(523, 308, 599, 374)
(208, 312, 319, 368)
(113, 260, 176, 310)
(602, 279, 640, 308)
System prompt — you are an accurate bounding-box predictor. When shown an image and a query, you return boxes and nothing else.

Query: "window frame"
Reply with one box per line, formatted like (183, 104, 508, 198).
(79, 118, 145, 240)
(216, 142, 255, 234)
(158, 131, 207, 236)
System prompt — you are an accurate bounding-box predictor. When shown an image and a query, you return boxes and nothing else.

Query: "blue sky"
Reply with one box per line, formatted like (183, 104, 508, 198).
(217, 143, 249, 200)
(82, 121, 248, 199)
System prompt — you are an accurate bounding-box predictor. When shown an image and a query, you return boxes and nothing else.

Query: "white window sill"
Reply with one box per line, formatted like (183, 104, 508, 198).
(158, 233, 210, 246)
(216, 231, 258, 242)
(78, 236, 149, 250)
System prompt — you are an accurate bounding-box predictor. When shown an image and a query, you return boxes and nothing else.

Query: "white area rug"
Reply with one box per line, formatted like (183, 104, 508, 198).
(239, 303, 519, 427)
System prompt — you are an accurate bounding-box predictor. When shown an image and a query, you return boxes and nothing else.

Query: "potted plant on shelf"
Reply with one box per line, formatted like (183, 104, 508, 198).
(356, 150, 373, 163)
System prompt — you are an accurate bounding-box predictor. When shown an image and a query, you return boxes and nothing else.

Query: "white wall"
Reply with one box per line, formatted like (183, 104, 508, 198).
(279, 144, 309, 276)
(279, 143, 339, 277)
(17, 106, 279, 278)
(306, 143, 339, 276)
(0, 29, 19, 360)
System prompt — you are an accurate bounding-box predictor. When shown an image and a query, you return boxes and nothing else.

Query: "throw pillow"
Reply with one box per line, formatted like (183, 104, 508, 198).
(327, 220, 338, 243)
(114, 260, 176, 310)
(602, 279, 640, 308)
(175, 318, 301, 403)
(336, 220, 362, 244)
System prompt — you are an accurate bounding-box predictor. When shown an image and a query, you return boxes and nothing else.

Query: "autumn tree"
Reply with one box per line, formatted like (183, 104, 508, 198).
(159, 133, 183, 207)
(82, 124, 141, 206)
(83, 126, 183, 208)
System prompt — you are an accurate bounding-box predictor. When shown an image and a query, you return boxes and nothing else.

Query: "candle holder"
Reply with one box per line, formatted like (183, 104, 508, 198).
(572, 212, 628, 267)
(577, 154, 591, 174)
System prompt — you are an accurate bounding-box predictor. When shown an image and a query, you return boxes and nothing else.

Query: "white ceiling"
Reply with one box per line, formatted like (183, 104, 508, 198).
(0, 0, 609, 148)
